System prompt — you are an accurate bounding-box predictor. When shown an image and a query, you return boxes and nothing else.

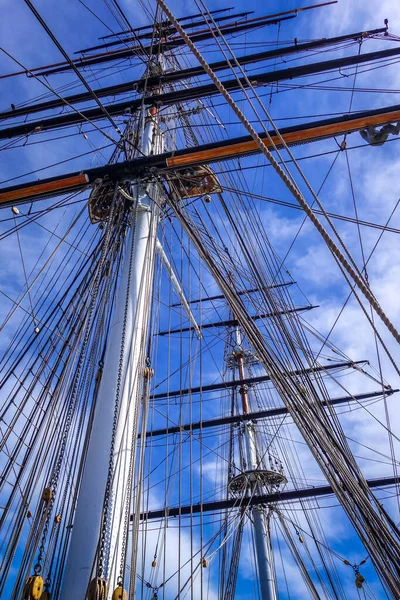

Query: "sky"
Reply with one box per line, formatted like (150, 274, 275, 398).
(1, 0, 400, 598)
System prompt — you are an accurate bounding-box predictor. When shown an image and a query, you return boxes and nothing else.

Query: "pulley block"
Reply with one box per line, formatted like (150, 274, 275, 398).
(355, 574, 365, 589)
(87, 577, 108, 600)
(112, 586, 127, 600)
(143, 367, 154, 379)
(22, 575, 44, 600)
(42, 488, 52, 503)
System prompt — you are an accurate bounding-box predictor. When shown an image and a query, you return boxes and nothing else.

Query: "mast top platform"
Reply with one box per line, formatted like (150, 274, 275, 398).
(229, 470, 288, 496)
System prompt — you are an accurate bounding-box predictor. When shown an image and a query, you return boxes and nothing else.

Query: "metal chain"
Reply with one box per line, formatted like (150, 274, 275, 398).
(97, 199, 139, 578)
(43, 219, 124, 590)
(118, 354, 152, 586)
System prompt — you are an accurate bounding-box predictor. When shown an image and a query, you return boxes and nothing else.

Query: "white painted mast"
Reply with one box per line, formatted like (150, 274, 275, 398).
(60, 108, 161, 600)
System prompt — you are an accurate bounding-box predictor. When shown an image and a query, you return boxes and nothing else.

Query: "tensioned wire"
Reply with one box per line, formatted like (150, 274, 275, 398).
(0, 27, 390, 148)
(154, 145, 396, 592)
(209, 166, 396, 442)
(0, 231, 99, 426)
(0, 23, 386, 150)
(0, 205, 90, 332)
(0, 234, 103, 413)
(159, 0, 400, 520)
(2, 3, 396, 596)
(1, 273, 111, 595)
(0, 198, 126, 568)
(187, 4, 390, 295)
(162, 149, 400, 596)
(181, 0, 400, 351)
(138, 237, 250, 596)
(0, 212, 100, 380)
(153, 146, 362, 600)
(159, 97, 394, 482)
(0, 203, 125, 596)
(176, 203, 400, 596)
(343, 108, 400, 511)
(0, 115, 141, 372)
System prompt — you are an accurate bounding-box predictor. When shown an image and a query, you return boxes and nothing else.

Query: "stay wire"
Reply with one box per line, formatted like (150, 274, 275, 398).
(159, 0, 400, 351)
(23, 0, 129, 152)
(0, 47, 122, 151)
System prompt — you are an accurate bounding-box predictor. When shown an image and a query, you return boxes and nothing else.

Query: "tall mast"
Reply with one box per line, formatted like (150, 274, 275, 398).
(2, 3, 400, 598)
(228, 325, 286, 600)
(60, 104, 162, 599)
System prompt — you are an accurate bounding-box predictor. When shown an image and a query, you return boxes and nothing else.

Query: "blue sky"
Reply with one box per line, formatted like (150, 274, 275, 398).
(1, 0, 400, 598)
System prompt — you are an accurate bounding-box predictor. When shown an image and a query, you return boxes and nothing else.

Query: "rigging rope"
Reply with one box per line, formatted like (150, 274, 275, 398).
(157, 0, 400, 349)
(165, 182, 400, 596)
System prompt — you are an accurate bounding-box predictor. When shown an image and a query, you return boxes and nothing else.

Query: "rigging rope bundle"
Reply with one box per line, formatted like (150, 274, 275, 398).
(2, 3, 400, 599)
(157, 0, 400, 350)
(166, 190, 400, 597)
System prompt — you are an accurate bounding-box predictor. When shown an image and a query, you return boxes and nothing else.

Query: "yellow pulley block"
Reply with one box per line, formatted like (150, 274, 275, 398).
(22, 575, 44, 600)
(42, 488, 52, 503)
(112, 586, 127, 600)
(201, 558, 209, 568)
(87, 578, 108, 600)
(355, 574, 365, 589)
(151, 561, 157, 567)
(143, 367, 154, 379)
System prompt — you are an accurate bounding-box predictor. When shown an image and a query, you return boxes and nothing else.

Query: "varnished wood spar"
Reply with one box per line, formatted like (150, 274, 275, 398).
(166, 108, 400, 168)
(0, 174, 89, 205)
(1, 106, 400, 207)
